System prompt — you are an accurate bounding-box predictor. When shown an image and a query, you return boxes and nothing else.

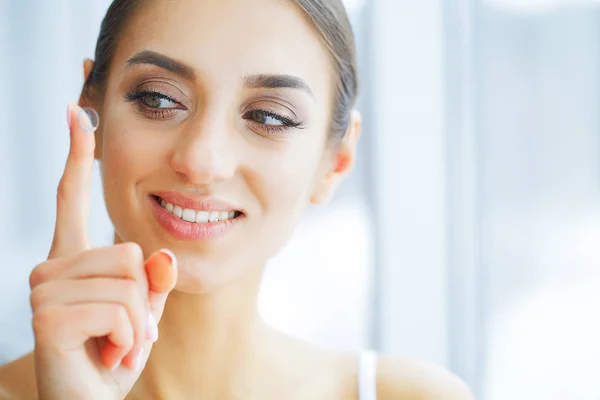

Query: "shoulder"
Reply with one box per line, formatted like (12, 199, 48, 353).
(376, 355, 476, 400)
(0, 352, 38, 400)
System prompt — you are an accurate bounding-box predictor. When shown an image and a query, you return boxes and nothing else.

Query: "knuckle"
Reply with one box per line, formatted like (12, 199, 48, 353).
(56, 177, 71, 203)
(29, 285, 48, 311)
(118, 281, 146, 333)
(111, 304, 130, 328)
(29, 268, 42, 290)
(69, 304, 89, 322)
(31, 306, 58, 338)
(29, 262, 50, 289)
(121, 280, 141, 305)
(121, 329, 135, 351)
(117, 242, 144, 269)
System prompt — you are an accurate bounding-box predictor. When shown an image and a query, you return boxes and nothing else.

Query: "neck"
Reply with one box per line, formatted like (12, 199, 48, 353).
(116, 234, 273, 399)
(141, 275, 268, 398)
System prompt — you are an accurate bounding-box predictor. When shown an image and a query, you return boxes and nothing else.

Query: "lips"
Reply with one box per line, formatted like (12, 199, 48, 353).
(151, 191, 243, 213)
(148, 191, 245, 241)
(151, 195, 241, 223)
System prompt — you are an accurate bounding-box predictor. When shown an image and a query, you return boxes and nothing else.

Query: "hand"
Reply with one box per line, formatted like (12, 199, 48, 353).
(29, 103, 178, 400)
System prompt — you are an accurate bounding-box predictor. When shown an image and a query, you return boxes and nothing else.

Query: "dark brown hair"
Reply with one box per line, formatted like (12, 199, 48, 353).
(85, 0, 358, 139)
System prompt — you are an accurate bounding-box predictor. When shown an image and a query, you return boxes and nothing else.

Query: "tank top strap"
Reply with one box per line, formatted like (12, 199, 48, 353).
(358, 350, 378, 400)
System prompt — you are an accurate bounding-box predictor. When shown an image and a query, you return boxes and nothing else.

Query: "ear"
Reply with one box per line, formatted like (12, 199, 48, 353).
(78, 58, 95, 106)
(311, 110, 362, 205)
(78, 58, 102, 161)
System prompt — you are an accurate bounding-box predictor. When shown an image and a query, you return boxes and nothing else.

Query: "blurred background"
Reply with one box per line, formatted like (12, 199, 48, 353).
(1, 0, 600, 398)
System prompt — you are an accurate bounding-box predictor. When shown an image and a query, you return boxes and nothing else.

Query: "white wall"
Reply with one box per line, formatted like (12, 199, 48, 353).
(369, 0, 450, 367)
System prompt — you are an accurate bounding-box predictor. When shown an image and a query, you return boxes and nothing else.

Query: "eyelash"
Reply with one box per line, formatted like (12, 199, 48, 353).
(123, 90, 304, 136)
(124, 89, 181, 119)
(242, 109, 304, 136)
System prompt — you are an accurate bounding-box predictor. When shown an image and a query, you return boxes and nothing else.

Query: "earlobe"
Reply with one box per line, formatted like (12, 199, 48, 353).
(333, 109, 361, 176)
(333, 153, 351, 174)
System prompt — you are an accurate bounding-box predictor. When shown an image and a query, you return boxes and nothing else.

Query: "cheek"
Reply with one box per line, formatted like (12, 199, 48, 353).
(235, 141, 323, 263)
(243, 136, 325, 218)
(100, 115, 164, 227)
(102, 123, 151, 185)
(100, 99, 170, 182)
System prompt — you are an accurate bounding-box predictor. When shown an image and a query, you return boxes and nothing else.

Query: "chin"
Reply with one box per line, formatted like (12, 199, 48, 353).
(169, 252, 261, 294)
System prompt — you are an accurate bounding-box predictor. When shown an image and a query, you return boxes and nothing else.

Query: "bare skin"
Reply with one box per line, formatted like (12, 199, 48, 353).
(0, 0, 475, 399)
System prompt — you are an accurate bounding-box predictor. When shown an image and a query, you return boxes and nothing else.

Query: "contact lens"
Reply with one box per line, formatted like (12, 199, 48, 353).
(78, 107, 100, 132)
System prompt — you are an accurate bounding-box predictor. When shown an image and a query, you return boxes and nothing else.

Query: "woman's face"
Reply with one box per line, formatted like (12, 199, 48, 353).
(92, 0, 354, 292)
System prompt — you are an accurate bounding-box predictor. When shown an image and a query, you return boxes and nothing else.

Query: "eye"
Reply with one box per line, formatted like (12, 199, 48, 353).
(141, 93, 177, 109)
(242, 108, 304, 139)
(124, 89, 185, 120)
(247, 110, 285, 126)
(243, 109, 302, 128)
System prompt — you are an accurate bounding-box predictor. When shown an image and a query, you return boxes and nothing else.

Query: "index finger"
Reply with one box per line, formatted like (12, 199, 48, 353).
(49, 103, 98, 259)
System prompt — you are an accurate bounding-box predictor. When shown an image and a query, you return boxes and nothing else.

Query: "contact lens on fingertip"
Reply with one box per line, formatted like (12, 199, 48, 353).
(78, 107, 100, 132)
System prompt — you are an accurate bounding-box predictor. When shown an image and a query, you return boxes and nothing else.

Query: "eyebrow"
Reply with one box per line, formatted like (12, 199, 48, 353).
(126, 51, 314, 99)
(126, 51, 196, 81)
(244, 74, 315, 100)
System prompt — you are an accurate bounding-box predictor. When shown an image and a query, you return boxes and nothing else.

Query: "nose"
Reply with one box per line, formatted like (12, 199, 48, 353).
(169, 117, 237, 185)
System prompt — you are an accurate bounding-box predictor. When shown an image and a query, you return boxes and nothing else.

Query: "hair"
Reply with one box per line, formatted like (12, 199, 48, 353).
(85, 0, 359, 140)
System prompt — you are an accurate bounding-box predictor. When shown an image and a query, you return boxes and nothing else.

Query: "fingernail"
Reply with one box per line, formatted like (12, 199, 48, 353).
(66, 104, 72, 130)
(146, 312, 159, 343)
(159, 248, 178, 269)
(134, 348, 145, 372)
(109, 359, 120, 372)
(77, 107, 100, 133)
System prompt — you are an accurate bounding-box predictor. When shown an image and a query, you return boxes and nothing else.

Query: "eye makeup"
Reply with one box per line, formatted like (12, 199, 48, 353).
(122, 70, 307, 139)
(124, 89, 185, 120)
(241, 101, 305, 138)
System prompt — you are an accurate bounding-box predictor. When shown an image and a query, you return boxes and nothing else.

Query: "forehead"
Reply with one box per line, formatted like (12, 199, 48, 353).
(112, 0, 334, 97)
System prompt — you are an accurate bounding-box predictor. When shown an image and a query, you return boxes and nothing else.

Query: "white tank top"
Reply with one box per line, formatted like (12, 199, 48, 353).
(358, 350, 378, 400)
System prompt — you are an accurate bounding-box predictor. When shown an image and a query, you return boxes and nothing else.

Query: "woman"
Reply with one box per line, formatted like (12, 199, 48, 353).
(0, 0, 475, 398)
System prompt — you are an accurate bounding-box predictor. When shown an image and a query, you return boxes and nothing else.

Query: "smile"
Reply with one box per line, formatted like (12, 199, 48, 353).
(149, 194, 244, 241)
(151, 195, 242, 224)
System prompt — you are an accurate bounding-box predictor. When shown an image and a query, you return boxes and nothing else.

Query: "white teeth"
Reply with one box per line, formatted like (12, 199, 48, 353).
(173, 206, 183, 218)
(196, 211, 210, 223)
(157, 197, 237, 224)
(182, 209, 196, 223)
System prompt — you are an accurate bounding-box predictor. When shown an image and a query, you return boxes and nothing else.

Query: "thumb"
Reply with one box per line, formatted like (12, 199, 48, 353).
(101, 249, 178, 373)
(145, 249, 178, 324)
